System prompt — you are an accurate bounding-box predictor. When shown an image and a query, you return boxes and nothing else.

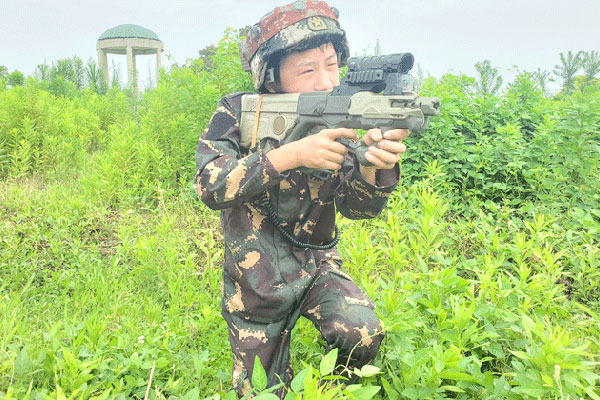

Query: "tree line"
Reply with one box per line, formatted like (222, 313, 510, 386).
(470, 50, 599, 97)
(1, 49, 599, 98)
(0, 55, 155, 97)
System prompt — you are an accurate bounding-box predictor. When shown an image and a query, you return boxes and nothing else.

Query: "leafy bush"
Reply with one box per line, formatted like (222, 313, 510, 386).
(403, 71, 599, 215)
(7, 70, 25, 87)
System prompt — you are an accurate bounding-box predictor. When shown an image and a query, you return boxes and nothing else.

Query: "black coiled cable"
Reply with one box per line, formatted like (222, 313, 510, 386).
(260, 191, 339, 250)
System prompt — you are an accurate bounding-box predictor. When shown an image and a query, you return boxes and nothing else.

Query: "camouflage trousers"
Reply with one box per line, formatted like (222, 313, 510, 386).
(222, 263, 384, 398)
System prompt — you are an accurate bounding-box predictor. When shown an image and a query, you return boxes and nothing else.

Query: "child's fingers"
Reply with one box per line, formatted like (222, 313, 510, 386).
(383, 129, 409, 141)
(322, 128, 358, 142)
(376, 140, 407, 154)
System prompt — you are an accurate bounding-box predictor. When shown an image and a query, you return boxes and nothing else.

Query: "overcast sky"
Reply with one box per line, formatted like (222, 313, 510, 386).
(2, 0, 599, 90)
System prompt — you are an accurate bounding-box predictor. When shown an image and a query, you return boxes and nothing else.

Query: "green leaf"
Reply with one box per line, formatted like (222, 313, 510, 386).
(344, 385, 380, 400)
(321, 384, 343, 400)
(180, 388, 200, 400)
(224, 390, 238, 400)
(573, 301, 600, 321)
(359, 365, 381, 378)
(438, 371, 476, 382)
(303, 366, 317, 399)
(56, 384, 67, 400)
(320, 348, 338, 377)
(198, 349, 210, 363)
(401, 387, 419, 400)
(344, 384, 363, 392)
(14, 348, 31, 375)
(440, 385, 465, 393)
(283, 392, 299, 400)
(290, 368, 307, 392)
(253, 394, 280, 400)
(156, 357, 170, 368)
(252, 355, 268, 391)
(89, 389, 113, 400)
(509, 350, 532, 361)
(540, 373, 553, 387)
(488, 343, 505, 358)
(583, 386, 600, 400)
(381, 378, 400, 400)
(483, 371, 494, 392)
(62, 348, 78, 371)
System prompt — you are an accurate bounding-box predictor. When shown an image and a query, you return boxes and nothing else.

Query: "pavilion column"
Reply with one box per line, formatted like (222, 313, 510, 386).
(98, 49, 109, 86)
(126, 45, 136, 89)
(156, 49, 162, 75)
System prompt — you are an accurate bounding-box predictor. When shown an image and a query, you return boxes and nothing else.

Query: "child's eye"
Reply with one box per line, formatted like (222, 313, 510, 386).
(300, 69, 313, 75)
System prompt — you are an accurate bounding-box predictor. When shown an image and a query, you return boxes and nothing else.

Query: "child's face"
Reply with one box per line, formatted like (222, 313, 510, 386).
(277, 42, 340, 93)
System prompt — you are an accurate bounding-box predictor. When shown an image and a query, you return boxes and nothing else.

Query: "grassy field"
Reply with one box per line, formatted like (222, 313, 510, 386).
(1, 33, 599, 399)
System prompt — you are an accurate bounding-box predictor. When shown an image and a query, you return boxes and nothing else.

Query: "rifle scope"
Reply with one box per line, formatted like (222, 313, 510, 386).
(336, 53, 416, 95)
(347, 53, 414, 74)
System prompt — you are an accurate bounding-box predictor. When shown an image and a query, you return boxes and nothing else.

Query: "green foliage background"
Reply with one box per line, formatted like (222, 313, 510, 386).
(0, 30, 599, 399)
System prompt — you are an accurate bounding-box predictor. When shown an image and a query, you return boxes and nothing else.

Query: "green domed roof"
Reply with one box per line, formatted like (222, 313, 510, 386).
(98, 24, 161, 41)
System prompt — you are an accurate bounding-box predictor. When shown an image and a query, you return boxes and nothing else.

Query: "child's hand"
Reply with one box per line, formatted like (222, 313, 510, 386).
(291, 128, 358, 171)
(361, 128, 409, 170)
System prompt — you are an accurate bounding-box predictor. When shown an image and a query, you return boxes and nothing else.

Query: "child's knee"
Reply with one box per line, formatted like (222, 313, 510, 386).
(326, 314, 384, 367)
(350, 327, 384, 365)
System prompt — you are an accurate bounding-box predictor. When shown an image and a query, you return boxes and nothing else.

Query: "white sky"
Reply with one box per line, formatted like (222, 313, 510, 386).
(2, 0, 599, 90)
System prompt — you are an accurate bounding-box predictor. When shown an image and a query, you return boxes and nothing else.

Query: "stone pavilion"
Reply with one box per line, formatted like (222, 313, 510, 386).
(97, 24, 163, 88)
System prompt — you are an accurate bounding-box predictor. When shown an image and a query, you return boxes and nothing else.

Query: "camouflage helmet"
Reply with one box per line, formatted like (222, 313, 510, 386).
(239, 0, 350, 91)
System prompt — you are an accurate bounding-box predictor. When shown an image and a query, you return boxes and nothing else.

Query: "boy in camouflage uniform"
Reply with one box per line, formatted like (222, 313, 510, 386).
(194, 1, 409, 396)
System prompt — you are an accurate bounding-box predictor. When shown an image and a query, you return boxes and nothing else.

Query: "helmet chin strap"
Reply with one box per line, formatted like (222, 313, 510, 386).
(265, 67, 276, 85)
(263, 67, 282, 94)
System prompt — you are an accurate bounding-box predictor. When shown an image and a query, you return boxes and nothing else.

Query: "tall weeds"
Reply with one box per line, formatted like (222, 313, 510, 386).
(0, 30, 598, 399)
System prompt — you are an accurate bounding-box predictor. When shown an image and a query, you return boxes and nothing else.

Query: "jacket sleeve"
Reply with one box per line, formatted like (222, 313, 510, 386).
(194, 94, 288, 210)
(334, 150, 400, 220)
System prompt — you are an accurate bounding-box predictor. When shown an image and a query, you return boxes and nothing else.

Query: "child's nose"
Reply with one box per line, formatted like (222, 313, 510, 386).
(314, 68, 334, 91)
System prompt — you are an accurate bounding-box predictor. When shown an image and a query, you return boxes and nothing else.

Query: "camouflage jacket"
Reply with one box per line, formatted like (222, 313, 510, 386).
(194, 92, 400, 323)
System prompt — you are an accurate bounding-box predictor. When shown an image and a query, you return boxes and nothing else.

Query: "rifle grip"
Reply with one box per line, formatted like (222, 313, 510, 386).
(344, 140, 374, 167)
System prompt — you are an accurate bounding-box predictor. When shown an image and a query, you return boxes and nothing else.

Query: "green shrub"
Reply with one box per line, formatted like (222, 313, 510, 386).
(403, 71, 600, 216)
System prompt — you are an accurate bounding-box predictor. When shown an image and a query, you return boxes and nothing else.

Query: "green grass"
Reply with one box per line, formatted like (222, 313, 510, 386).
(1, 169, 598, 399)
(0, 175, 231, 399)
(1, 32, 599, 398)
